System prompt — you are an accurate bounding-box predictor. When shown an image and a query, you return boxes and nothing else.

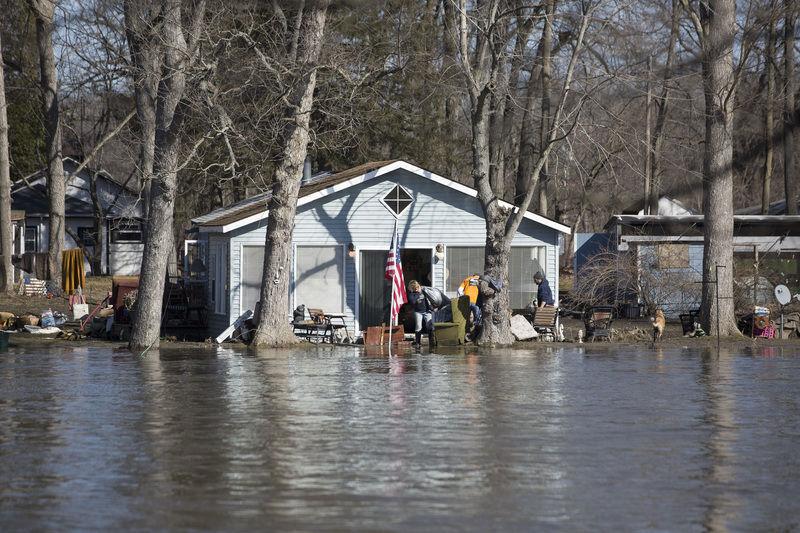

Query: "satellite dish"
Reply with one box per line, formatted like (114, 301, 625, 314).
(775, 285, 792, 306)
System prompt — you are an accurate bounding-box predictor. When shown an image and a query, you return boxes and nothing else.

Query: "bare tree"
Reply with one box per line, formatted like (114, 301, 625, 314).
(454, 0, 594, 345)
(28, 0, 65, 284)
(127, 0, 207, 352)
(681, 0, 740, 335)
(0, 32, 12, 293)
(252, 0, 330, 347)
(648, 0, 681, 214)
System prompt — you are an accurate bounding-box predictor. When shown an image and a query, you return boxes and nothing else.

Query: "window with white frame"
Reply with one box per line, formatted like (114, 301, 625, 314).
(110, 220, 143, 243)
(208, 244, 227, 315)
(25, 226, 38, 252)
(295, 246, 344, 313)
(446, 246, 547, 309)
(209, 252, 217, 307)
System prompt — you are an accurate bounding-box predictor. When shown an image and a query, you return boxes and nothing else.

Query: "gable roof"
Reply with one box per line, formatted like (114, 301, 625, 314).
(191, 161, 393, 228)
(12, 157, 139, 196)
(11, 157, 142, 219)
(193, 160, 571, 234)
(12, 182, 96, 216)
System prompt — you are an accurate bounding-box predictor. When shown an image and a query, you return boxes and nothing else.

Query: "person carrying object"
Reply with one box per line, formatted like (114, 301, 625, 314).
(408, 280, 436, 347)
(533, 271, 554, 307)
(457, 273, 482, 328)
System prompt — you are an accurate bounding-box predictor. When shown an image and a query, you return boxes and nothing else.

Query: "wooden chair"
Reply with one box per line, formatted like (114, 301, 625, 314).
(532, 306, 559, 341)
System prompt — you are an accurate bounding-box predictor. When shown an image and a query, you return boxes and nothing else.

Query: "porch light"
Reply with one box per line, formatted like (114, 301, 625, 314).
(434, 243, 444, 262)
(348, 243, 356, 258)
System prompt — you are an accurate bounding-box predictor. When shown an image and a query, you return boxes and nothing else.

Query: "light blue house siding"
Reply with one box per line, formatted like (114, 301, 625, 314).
(636, 243, 703, 317)
(210, 167, 561, 334)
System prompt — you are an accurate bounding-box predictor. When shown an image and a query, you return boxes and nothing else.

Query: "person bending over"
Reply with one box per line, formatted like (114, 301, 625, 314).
(533, 271, 554, 307)
(408, 280, 436, 347)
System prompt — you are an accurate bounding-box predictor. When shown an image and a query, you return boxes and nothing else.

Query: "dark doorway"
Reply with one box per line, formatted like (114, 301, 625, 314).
(359, 248, 431, 330)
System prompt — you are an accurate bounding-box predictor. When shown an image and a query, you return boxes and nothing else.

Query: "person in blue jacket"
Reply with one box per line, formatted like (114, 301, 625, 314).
(534, 271, 554, 307)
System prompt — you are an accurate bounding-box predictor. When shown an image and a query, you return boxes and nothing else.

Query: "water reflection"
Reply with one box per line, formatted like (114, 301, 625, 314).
(0, 344, 799, 530)
(698, 349, 740, 531)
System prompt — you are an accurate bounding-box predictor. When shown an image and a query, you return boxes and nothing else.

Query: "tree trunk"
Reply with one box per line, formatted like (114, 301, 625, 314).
(128, 0, 207, 352)
(481, 210, 515, 345)
(784, 0, 798, 214)
(0, 33, 12, 293)
(537, 0, 554, 217)
(124, 0, 160, 227)
(763, 3, 777, 214)
(30, 0, 65, 285)
(252, 0, 329, 347)
(89, 172, 104, 275)
(699, 0, 739, 336)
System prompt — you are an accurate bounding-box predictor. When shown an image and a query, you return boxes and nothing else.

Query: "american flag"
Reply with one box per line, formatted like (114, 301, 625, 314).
(385, 228, 407, 325)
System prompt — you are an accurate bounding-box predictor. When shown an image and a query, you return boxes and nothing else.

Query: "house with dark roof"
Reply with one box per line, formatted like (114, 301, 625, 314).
(573, 195, 800, 317)
(191, 160, 570, 336)
(11, 157, 144, 276)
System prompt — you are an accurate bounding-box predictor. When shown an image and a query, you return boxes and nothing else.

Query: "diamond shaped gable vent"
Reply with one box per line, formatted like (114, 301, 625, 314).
(382, 184, 413, 216)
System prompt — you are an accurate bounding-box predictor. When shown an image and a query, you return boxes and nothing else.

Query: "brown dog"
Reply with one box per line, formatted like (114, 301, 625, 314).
(651, 309, 666, 343)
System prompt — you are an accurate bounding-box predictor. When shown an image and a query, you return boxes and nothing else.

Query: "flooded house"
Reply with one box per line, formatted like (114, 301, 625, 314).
(574, 197, 800, 316)
(11, 158, 144, 276)
(190, 160, 570, 336)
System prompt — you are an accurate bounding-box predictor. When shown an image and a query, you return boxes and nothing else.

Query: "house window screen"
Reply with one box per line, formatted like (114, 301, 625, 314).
(295, 246, 344, 313)
(208, 244, 227, 315)
(446, 247, 485, 295)
(447, 246, 546, 309)
(509, 247, 546, 309)
(241, 246, 265, 315)
(656, 244, 689, 269)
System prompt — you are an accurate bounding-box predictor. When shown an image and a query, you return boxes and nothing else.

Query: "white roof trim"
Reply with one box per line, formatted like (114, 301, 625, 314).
(201, 160, 571, 234)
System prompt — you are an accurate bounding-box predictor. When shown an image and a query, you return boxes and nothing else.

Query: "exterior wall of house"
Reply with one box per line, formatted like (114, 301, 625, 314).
(635, 243, 704, 317)
(29, 216, 143, 276)
(217, 168, 561, 334)
(15, 163, 144, 277)
(108, 242, 144, 275)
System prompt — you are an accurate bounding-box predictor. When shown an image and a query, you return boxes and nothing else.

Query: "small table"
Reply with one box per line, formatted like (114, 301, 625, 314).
(323, 313, 350, 343)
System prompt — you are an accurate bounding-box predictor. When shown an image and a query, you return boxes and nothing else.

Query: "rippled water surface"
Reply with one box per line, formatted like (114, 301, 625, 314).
(1, 343, 800, 531)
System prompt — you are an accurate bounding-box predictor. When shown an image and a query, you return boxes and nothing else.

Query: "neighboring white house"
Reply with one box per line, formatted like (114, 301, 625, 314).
(11, 157, 144, 276)
(191, 160, 570, 336)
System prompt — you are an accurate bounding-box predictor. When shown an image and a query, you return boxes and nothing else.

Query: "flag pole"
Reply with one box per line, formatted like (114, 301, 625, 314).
(388, 220, 396, 357)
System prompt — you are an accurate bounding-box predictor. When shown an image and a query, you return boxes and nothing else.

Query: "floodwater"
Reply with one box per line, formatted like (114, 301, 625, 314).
(1, 344, 799, 531)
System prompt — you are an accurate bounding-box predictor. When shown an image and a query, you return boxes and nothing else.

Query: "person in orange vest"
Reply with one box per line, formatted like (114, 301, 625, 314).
(457, 274, 482, 338)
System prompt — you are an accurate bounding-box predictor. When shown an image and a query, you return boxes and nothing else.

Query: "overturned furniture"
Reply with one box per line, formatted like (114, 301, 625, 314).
(364, 324, 407, 347)
(584, 306, 614, 342)
(434, 296, 470, 345)
(531, 306, 560, 342)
